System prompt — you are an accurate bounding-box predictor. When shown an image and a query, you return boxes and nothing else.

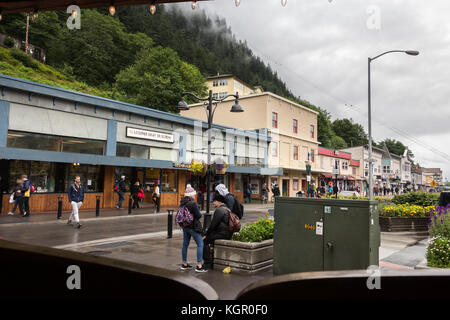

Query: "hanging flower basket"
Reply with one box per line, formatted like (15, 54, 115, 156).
(212, 161, 229, 175)
(188, 160, 207, 176)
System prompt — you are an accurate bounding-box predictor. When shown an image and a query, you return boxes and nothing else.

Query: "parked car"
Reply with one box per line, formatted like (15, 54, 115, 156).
(339, 190, 360, 197)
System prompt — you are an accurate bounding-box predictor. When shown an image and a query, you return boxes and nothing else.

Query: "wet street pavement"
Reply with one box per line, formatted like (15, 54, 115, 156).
(0, 204, 273, 299)
(0, 202, 434, 299)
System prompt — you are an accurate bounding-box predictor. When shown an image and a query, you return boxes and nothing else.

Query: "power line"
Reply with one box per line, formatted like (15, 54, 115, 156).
(245, 41, 450, 164)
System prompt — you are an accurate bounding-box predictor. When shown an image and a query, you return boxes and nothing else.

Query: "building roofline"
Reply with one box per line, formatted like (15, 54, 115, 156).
(189, 91, 320, 115)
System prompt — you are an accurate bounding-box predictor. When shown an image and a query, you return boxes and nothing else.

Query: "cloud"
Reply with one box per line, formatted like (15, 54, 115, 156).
(175, 0, 450, 180)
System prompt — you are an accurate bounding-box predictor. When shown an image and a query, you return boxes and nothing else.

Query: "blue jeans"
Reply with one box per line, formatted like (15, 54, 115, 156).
(117, 192, 125, 208)
(11, 198, 19, 213)
(182, 227, 204, 265)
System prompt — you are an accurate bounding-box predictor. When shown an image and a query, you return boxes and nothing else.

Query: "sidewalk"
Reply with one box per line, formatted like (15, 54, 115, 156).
(0, 202, 273, 226)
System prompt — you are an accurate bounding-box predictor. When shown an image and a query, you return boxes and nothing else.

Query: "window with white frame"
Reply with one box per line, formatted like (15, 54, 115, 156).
(342, 161, 348, 170)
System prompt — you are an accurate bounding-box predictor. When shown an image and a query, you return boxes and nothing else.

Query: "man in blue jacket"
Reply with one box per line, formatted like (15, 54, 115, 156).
(68, 175, 84, 229)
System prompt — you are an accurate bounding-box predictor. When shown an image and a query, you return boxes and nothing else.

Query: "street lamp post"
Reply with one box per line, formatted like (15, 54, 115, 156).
(178, 90, 243, 214)
(368, 50, 419, 201)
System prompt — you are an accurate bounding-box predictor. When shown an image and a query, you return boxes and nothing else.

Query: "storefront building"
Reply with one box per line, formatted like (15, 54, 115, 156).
(317, 147, 361, 192)
(181, 85, 321, 199)
(0, 75, 278, 214)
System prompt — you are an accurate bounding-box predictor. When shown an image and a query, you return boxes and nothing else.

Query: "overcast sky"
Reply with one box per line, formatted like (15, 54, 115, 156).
(175, 0, 450, 181)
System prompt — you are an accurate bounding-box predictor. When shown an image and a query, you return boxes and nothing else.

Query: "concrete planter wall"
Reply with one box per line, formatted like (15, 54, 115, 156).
(213, 239, 273, 275)
(379, 216, 429, 232)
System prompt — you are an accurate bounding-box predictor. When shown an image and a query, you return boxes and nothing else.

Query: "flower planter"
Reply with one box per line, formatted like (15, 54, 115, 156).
(379, 216, 429, 232)
(213, 239, 273, 275)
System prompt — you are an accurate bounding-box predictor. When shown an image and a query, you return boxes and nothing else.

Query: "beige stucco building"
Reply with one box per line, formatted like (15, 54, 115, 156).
(206, 74, 263, 100)
(181, 91, 321, 198)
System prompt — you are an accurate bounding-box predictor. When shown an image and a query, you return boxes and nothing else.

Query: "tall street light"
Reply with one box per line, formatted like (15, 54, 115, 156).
(368, 50, 419, 201)
(178, 90, 243, 214)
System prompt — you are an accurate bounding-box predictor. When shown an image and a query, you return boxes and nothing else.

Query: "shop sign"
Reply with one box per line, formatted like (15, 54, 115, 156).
(126, 127, 174, 143)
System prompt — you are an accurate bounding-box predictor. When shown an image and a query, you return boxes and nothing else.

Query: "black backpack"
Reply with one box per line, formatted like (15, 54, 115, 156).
(230, 194, 244, 219)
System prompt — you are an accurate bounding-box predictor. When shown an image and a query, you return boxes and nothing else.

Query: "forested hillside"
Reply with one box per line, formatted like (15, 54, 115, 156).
(0, 5, 413, 155)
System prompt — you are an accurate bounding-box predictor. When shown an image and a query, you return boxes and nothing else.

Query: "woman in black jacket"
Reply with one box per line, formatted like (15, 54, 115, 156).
(180, 185, 207, 273)
(202, 192, 233, 266)
(131, 181, 141, 209)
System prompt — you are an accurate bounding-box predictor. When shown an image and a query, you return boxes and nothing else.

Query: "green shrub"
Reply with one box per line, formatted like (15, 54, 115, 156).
(426, 236, 450, 268)
(232, 215, 274, 243)
(10, 48, 39, 69)
(392, 192, 440, 206)
(3, 37, 15, 48)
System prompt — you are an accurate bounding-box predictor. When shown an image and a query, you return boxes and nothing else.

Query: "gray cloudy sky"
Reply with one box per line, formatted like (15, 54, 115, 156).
(176, 0, 450, 181)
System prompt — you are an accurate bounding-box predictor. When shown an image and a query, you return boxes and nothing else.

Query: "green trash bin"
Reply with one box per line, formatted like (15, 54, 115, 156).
(273, 197, 380, 275)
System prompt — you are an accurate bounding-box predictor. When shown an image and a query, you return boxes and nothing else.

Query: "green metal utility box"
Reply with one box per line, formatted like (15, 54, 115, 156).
(273, 198, 380, 275)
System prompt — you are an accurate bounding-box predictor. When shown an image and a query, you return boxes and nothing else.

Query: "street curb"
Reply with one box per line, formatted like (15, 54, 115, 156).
(0, 212, 171, 227)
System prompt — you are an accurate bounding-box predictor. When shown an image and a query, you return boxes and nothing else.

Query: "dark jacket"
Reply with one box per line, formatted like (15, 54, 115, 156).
(21, 179, 32, 198)
(118, 180, 127, 193)
(205, 204, 232, 240)
(131, 185, 141, 197)
(68, 183, 85, 203)
(272, 186, 280, 197)
(14, 184, 23, 199)
(180, 197, 203, 233)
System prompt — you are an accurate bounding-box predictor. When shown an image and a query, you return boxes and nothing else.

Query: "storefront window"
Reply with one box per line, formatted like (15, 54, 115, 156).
(66, 164, 104, 192)
(62, 137, 104, 155)
(67, 164, 88, 192)
(234, 173, 242, 192)
(8, 160, 30, 193)
(87, 165, 104, 192)
(30, 161, 55, 193)
(161, 169, 178, 193)
(145, 168, 160, 193)
(117, 143, 150, 159)
(7, 131, 60, 152)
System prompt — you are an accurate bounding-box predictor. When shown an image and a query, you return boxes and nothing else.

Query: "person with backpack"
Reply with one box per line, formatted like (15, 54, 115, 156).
(215, 183, 235, 212)
(202, 192, 235, 268)
(20, 174, 32, 217)
(116, 175, 127, 209)
(67, 175, 84, 229)
(177, 185, 207, 273)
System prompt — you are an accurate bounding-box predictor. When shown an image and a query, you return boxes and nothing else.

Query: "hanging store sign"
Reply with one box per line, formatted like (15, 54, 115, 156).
(126, 127, 174, 143)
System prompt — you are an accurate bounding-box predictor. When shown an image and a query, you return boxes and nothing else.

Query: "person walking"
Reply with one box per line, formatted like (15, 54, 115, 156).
(202, 192, 233, 268)
(20, 174, 32, 217)
(116, 175, 127, 209)
(244, 184, 252, 203)
(131, 181, 141, 209)
(179, 185, 207, 273)
(261, 183, 268, 204)
(67, 176, 84, 229)
(8, 178, 24, 216)
(272, 184, 280, 198)
(153, 182, 160, 213)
